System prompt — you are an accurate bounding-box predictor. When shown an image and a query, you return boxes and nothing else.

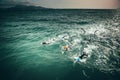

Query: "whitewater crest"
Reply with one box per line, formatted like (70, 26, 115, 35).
(42, 20, 120, 72)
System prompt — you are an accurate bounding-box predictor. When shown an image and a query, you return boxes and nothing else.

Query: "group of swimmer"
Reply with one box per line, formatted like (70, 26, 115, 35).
(42, 28, 94, 62)
(41, 28, 115, 63)
(62, 45, 88, 63)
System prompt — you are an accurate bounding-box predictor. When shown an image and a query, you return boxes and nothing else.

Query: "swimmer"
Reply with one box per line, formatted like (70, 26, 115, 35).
(74, 52, 88, 62)
(79, 52, 88, 59)
(62, 45, 71, 54)
(63, 45, 70, 51)
(42, 38, 56, 45)
(42, 41, 50, 45)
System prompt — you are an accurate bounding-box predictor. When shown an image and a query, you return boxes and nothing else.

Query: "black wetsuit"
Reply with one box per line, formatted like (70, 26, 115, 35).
(79, 53, 88, 59)
(42, 42, 47, 44)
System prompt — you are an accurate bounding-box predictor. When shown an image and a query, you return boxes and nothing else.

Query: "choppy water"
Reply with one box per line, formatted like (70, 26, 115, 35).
(0, 9, 120, 80)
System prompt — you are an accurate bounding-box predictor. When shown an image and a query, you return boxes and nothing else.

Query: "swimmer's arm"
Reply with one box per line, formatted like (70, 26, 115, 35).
(74, 61, 77, 64)
(73, 59, 78, 63)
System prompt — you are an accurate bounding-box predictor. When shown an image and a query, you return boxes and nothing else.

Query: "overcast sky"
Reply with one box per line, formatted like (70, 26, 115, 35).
(0, 0, 120, 9)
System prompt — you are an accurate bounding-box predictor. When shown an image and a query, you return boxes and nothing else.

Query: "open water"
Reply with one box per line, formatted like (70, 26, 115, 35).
(0, 9, 120, 80)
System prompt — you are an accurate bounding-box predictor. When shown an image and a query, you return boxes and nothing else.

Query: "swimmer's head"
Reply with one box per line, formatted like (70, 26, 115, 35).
(63, 46, 68, 49)
(42, 42, 47, 44)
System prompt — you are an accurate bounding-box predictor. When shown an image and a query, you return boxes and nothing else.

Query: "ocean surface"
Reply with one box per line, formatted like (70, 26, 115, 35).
(0, 9, 120, 80)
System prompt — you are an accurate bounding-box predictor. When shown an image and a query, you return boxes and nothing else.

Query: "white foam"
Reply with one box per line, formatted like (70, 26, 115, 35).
(85, 24, 108, 36)
(84, 45, 98, 54)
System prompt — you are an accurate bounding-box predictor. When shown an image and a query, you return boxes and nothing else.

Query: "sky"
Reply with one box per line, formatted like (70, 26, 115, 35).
(0, 0, 120, 9)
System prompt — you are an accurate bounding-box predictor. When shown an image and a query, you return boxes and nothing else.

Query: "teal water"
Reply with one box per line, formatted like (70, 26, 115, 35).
(0, 9, 120, 80)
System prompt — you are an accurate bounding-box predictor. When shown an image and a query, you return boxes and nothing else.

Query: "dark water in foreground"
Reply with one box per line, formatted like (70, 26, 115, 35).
(0, 9, 120, 80)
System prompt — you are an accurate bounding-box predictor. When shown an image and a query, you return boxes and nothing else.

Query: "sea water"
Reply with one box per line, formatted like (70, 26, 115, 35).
(0, 9, 120, 80)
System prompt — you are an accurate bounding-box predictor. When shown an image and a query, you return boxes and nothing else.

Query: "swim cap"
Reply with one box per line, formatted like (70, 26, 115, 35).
(76, 57, 81, 61)
(64, 46, 68, 49)
(74, 57, 81, 61)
